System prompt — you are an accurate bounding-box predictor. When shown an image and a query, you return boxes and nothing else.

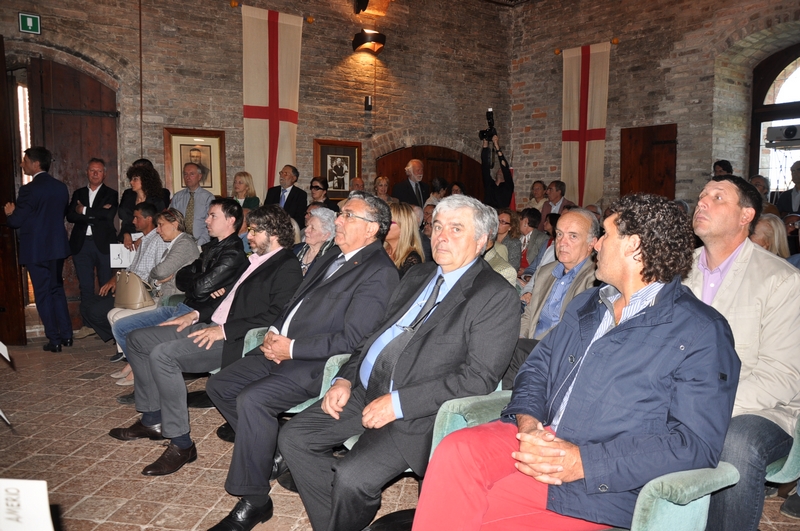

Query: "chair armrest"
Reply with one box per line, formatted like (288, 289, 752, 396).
(284, 354, 351, 415)
(243, 327, 269, 356)
(430, 391, 512, 458)
(766, 418, 800, 484)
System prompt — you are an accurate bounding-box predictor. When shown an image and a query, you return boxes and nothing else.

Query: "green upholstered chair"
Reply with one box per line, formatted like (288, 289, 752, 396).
(430, 391, 740, 531)
(765, 418, 800, 484)
(159, 293, 186, 307)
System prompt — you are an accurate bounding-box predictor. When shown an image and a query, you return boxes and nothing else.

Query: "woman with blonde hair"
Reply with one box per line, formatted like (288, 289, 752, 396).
(231, 171, 260, 209)
(750, 214, 790, 258)
(374, 176, 399, 204)
(385, 202, 424, 278)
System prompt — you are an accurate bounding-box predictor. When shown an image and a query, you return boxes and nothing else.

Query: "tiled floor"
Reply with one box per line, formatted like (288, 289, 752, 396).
(0, 337, 418, 531)
(1, 337, 799, 531)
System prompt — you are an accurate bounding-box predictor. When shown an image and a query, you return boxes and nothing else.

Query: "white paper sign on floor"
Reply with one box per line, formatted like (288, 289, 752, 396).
(0, 479, 54, 531)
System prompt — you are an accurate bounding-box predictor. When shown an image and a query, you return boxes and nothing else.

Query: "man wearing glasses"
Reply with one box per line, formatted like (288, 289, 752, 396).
(206, 191, 399, 531)
(108, 203, 304, 478)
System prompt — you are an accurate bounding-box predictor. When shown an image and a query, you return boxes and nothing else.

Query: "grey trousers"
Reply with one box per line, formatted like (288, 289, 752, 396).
(127, 322, 223, 438)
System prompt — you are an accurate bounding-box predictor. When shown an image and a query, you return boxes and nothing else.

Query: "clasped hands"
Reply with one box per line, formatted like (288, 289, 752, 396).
(321, 380, 396, 429)
(514, 415, 584, 485)
(259, 331, 292, 364)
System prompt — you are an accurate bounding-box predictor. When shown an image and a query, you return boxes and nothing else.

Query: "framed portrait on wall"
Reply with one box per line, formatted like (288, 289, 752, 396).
(313, 139, 361, 200)
(163, 128, 226, 196)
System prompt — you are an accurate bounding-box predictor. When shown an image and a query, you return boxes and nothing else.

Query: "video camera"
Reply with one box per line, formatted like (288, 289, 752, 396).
(478, 108, 498, 141)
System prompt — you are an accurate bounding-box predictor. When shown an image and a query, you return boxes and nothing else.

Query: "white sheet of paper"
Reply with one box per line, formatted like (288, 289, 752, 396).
(0, 341, 9, 363)
(109, 244, 135, 269)
(0, 479, 55, 531)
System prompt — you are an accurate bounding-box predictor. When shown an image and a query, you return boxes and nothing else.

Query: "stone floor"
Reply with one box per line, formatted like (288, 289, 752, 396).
(0, 337, 418, 531)
(1, 336, 799, 531)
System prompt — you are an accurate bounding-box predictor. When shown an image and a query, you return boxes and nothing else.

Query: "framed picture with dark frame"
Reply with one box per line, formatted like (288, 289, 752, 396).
(313, 139, 361, 201)
(163, 127, 226, 196)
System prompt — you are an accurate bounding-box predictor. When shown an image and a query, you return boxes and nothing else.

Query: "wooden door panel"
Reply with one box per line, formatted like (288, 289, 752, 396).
(620, 124, 677, 199)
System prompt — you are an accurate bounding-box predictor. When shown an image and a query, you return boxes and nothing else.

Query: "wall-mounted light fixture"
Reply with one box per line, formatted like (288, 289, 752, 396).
(352, 29, 386, 54)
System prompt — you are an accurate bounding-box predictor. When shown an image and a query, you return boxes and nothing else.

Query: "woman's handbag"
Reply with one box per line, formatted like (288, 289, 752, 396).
(114, 271, 155, 309)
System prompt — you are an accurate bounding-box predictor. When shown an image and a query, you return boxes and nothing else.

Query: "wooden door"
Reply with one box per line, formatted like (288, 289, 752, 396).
(376, 146, 483, 202)
(27, 58, 119, 331)
(620, 124, 677, 199)
(0, 36, 27, 345)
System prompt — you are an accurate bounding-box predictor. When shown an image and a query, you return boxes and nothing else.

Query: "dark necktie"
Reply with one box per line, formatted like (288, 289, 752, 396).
(185, 191, 195, 235)
(365, 275, 445, 403)
(414, 182, 423, 207)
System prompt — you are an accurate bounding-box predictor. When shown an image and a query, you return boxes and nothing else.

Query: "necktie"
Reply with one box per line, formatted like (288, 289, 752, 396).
(323, 254, 346, 280)
(280, 188, 288, 208)
(414, 182, 423, 207)
(365, 275, 445, 403)
(185, 191, 195, 235)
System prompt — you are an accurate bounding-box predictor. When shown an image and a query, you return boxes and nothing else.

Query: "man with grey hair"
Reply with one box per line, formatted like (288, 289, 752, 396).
(279, 194, 520, 531)
(749, 174, 780, 216)
(505, 208, 599, 388)
(392, 158, 430, 207)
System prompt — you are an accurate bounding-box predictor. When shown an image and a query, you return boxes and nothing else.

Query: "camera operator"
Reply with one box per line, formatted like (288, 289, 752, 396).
(482, 134, 514, 208)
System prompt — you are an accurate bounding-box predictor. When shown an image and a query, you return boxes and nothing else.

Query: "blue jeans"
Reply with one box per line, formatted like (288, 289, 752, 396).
(706, 414, 793, 531)
(112, 303, 194, 356)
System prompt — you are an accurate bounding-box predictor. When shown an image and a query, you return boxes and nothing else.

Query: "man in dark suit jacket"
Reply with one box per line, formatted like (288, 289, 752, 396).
(66, 157, 119, 308)
(4, 147, 73, 351)
(264, 164, 308, 229)
(205, 191, 399, 531)
(108, 203, 303, 478)
(538, 180, 576, 231)
(278, 195, 520, 531)
(391, 158, 430, 207)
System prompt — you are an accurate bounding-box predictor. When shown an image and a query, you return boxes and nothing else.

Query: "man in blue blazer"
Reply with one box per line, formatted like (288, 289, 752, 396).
(391, 159, 430, 207)
(264, 165, 308, 229)
(278, 195, 520, 531)
(206, 191, 399, 531)
(66, 157, 119, 315)
(4, 147, 73, 351)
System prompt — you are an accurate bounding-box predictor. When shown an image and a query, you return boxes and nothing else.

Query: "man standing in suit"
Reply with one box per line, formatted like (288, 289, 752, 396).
(66, 158, 118, 335)
(685, 176, 800, 531)
(108, 204, 303, 477)
(171, 162, 214, 245)
(278, 195, 519, 531)
(391, 159, 429, 207)
(205, 191, 399, 531)
(538, 180, 576, 231)
(265, 165, 307, 229)
(4, 147, 73, 352)
(777, 161, 800, 216)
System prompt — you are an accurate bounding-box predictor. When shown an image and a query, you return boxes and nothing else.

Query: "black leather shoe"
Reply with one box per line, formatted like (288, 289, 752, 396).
(270, 451, 288, 481)
(141, 442, 197, 476)
(116, 391, 135, 405)
(109, 420, 164, 441)
(781, 492, 800, 519)
(61, 338, 74, 347)
(42, 342, 62, 352)
(216, 422, 235, 443)
(276, 470, 298, 493)
(208, 498, 273, 531)
(186, 390, 215, 409)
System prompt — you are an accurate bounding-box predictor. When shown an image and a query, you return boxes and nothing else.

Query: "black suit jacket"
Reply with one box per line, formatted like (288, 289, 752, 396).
(265, 186, 308, 229)
(6, 172, 71, 265)
(66, 183, 119, 254)
(392, 179, 430, 208)
(264, 240, 399, 395)
(217, 248, 304, 368)
(338, 259, 520, 475)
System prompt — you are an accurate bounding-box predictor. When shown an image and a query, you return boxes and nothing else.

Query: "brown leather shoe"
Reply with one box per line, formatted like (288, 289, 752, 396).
(108, 420, 164, 441)
(141, 442, 197, 476)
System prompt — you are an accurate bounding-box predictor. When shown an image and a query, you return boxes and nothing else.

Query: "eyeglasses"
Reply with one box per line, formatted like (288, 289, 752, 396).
(498, 220, 511, 226)
(310, 186, 324, 191)
(337, 211, 376, 223)
(247, 226, 265, 234)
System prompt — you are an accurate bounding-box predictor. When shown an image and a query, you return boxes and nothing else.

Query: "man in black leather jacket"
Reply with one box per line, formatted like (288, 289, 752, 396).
(482, 134, 514, 209)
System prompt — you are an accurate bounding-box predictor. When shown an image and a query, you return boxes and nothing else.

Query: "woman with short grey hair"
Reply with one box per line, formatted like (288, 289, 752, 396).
(293, 207, 336, 275)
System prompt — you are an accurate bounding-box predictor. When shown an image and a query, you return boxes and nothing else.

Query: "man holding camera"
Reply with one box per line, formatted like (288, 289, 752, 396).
(481, 133, 514, 209)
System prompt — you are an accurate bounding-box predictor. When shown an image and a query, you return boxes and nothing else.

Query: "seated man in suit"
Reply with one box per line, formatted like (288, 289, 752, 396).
(392, 158, 429, 207)
(413, 194, 741, 531)
(503, 208, 599, 389)
(278, 195, 520, 531)
(205, 191, 399, 531)
(65, 157, 118, 325)
(265, 164, 307, 229)
(685, 176, 800, 531)
(108, 204, 303, 477)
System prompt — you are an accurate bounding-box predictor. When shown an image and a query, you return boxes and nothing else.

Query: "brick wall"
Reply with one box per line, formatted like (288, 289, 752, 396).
(1, 0, 512, 195)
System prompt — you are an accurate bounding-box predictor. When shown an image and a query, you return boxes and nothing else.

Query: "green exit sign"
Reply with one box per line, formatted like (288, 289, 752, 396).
(19, 13, 41, 35)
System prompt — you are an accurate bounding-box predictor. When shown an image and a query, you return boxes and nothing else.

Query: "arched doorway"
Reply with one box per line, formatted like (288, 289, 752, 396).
(1, 54, 119, 342)
(376, 146, 483, 202)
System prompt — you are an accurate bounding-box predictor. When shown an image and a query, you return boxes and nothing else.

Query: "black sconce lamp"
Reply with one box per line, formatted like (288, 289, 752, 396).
(352, 29, 386, 54)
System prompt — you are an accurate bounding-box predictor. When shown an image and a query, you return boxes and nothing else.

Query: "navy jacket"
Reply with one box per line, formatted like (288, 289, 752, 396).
(503, 277, 741, 529)
(6, 172, 71, 265)
(66, 183, 119, 254)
